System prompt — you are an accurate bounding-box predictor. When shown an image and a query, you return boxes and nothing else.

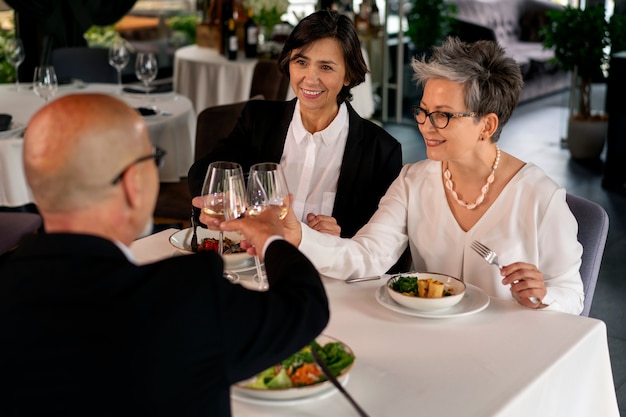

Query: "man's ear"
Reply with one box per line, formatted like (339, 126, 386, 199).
(120, 164, 142, 210)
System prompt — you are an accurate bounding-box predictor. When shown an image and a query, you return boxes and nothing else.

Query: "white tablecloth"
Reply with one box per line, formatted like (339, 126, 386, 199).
(131, 229, 620, 417)
(174, 44, 375, 119)
(0, 83, 196, 207)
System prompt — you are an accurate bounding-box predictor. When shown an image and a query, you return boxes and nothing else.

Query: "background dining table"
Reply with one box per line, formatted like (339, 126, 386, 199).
(131, 228, 620, 417)
(0, 82, 195, 208)
(173, 44, 375, 119)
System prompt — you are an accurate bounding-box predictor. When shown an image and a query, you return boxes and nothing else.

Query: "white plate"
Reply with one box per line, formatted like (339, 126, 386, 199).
(169, 228, 252, 268)
(231, 375, 346, 406)
(232, 334, 354, 402)
(376, 283, 490, 318)
(0, 122, 25, 139)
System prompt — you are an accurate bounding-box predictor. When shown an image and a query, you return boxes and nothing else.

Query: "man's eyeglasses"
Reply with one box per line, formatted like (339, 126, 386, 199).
(413, 105, 476, 129)
(111, 146, 166, 185)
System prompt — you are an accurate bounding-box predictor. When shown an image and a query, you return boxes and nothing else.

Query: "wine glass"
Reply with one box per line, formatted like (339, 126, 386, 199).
(246, 162, 290, 290)
(201, 161, 244, 283)
(4, 38, 25, 91)
(134, 52, 158, 100)
(33, 66, 58, 102)
(108, 40, 130, 95)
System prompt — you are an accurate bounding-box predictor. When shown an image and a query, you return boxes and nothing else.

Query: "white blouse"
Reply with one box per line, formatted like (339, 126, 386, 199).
(299, 160, 584, 314)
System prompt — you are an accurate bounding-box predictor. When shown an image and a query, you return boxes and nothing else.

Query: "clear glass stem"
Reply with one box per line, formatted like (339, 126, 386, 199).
(14, 65, 19, 91)
(254, 256, 268, 290)
(218, 231, 225, 255)
(117, 69, 122, 94)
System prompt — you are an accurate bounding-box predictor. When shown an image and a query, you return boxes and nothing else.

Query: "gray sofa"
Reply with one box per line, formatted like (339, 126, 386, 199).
(448, 0, 570, 103)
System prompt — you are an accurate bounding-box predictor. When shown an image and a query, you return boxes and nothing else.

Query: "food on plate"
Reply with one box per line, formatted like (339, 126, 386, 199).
(244, 340, 355, 390)
(198, 236, 245, 253)
(392, 276, 454, 298)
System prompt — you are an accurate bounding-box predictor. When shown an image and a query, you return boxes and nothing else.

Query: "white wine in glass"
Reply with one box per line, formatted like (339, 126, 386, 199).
(33, 66, 58, 102)
(246, 162, 290, 290)
(201, 161, 244, 283)
(108, 40, 130, 95)
(4, 38, 25, 91)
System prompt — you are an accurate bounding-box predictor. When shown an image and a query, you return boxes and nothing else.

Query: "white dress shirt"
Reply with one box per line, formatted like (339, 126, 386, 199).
(281, 101, 349, 222)
(298, 160, 585, 314)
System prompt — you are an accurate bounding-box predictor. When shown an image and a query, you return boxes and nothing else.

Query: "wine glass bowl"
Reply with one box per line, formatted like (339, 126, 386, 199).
(246, 162, 290, 289)
(33, 66, 58, 102)
(108, 41, 130, 94)
(201, 161, 245, 283)
(4, 38, 25, 91)
(134, 52, 158, 99)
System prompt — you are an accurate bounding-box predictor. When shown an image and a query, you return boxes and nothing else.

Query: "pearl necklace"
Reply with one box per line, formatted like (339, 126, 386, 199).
(444, 145, 501, 210)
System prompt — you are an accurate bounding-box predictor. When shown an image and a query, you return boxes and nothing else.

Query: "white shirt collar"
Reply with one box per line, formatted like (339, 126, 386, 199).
(291, 100, 349, 146)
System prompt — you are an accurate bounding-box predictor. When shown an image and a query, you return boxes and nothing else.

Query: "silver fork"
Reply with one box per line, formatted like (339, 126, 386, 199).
(470, 241, 540, 304)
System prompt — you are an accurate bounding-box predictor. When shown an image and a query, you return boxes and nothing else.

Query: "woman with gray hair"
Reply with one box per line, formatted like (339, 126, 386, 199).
(272, 37, 585, 314)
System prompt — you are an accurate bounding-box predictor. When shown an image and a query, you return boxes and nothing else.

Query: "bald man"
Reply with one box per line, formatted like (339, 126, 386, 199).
(0, 94, 329, 417)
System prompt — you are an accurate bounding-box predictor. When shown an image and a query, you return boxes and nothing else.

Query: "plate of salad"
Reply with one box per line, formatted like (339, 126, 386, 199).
(232, 334, 355, 401)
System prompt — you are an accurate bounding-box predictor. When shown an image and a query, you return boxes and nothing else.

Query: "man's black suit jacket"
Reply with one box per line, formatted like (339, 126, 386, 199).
(0, 233, 329, 417)
(188, 99, 403, 238)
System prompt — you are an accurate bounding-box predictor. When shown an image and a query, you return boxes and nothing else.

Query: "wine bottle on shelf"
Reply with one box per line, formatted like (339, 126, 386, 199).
(244, 8, 258, 58)
(370, 1, 381, 30)
(226, 18, 238, 60)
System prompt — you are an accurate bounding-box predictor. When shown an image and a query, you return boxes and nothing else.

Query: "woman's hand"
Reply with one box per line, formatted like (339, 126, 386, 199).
(191, 196, 221, 231)
(306, 213, 341, 236)
(501, 262, 548, 308)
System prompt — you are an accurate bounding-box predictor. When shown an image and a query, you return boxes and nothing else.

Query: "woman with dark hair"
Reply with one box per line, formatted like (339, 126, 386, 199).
(189, 10, 402, 239)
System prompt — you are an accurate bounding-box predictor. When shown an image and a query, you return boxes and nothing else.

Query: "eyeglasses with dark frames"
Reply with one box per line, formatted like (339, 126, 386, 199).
(111, 146, 166, 185)
(412, 105, 476, 129)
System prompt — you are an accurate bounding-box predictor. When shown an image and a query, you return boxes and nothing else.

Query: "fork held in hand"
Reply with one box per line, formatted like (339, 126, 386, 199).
(470, 240, 540, 305)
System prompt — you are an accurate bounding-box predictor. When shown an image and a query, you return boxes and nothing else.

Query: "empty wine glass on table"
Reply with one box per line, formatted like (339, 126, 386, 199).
(4, 38, 25, 91)
(246, 162, 290, 290)
(201, 161, 245, 283)
(134, 52, 158, 101)
(33, 66, 58, 102)
(108, 40, 130, 95)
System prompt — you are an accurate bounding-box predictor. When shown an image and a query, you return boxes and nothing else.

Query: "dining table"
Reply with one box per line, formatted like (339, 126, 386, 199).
(131, 228, 620, 417)
(173, 44, 375, 119)
(0, 82, 196, 208)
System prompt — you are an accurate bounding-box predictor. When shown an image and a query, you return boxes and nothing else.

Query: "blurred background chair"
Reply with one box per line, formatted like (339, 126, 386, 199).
(50, 47, 119, 84)
(566, 193, 610, 317)
(153, 98, 262, 228)
(249, 60, 290, 102)
(0, 212, 42, 255)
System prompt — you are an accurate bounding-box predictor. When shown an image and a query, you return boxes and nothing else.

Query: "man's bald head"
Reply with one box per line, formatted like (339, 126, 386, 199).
(24, 94, 151, 212)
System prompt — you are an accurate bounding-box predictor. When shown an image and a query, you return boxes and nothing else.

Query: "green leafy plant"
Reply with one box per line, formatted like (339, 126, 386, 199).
(168, 14, 201, 45)
(0, 30, 17, 84)
(406, 0, 457, 53)
(84, 25, 124, 48)
(541, 5, 626, 120)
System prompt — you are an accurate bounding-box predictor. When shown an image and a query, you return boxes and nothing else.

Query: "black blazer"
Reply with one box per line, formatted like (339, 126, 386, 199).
(188, 99, 403, 238)
(0, 233, 328, 417)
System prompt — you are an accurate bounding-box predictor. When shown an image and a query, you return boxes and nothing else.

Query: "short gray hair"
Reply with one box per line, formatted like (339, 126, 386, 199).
(411, 37, 523, 142)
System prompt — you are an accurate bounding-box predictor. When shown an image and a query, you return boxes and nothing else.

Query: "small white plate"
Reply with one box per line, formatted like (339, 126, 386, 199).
(169, 228, 252, 269)
(0, 122, 25, 139)
(376, 283, 490, 319)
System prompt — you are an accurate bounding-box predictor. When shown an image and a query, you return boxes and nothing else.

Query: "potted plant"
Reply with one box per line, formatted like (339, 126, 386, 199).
(541, 5, 626, 159)
(406, 0, 457, 54)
